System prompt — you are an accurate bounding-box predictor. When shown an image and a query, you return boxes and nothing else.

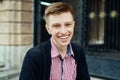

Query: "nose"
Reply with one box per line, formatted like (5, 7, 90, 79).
(60, 26, 67, 34)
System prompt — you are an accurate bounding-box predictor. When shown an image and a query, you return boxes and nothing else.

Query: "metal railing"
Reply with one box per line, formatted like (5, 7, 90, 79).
(80, 0, 120, 53)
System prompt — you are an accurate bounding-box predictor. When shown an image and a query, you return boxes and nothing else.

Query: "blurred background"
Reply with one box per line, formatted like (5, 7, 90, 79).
(0, 0, 120, 80)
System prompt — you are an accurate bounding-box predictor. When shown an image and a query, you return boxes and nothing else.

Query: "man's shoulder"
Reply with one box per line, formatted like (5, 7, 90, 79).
(71, 42, 85, 55)
(26, 40, 51, 57)
(71, 42, 83, 50)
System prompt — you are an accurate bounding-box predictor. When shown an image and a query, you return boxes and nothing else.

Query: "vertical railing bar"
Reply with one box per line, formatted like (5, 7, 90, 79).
(86, 0, 89, 50)
(117, 0, 119, 51)
(94, 0, 96, 51)
(97, 0, 100, 51)
(107, 0, 110, 51)
(96, 0, 98, 51)
(112, 0, 115, 50)
(110, 0, 113, 50)
(116, 0, 118, 51)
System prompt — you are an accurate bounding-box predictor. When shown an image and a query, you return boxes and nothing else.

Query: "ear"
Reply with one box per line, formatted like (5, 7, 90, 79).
(73, 21, 75, 26)
(73, 21, 75, 28)
(45, 24, 52, 35)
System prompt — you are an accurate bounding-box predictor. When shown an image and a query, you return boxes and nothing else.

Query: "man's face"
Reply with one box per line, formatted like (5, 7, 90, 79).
(46, 12, 75, 48)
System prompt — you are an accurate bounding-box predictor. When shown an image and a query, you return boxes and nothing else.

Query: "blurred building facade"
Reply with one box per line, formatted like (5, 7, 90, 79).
(0, 0, 33, 71)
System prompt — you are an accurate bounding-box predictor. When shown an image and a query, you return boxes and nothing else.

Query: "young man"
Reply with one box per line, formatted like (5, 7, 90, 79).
(19, 2, 90, 80)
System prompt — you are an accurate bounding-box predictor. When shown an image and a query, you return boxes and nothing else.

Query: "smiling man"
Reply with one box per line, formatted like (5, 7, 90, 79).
(19, 2, 90, 80)
(45, 11, 75, 58)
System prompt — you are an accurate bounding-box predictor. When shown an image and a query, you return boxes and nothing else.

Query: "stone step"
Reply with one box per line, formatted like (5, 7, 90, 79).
(0, 70, 19, 80)
(91, 77, 106, 80)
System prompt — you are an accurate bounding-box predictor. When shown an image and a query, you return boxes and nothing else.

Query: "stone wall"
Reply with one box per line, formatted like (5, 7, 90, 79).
(0, 0, 33, 70)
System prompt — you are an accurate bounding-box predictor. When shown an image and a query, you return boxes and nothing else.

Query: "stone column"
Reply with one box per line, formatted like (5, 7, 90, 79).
(0, 0, 33, 70)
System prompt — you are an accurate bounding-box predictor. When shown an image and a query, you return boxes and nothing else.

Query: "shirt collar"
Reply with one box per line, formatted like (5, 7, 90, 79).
(50, 38, 74, 58)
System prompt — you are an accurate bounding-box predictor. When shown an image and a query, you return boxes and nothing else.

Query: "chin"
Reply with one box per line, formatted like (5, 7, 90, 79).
(60, 41, 70, 47)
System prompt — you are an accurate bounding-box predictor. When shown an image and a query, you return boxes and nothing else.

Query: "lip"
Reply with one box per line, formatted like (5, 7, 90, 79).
(59, 36, 68, 39)
(59, 36, 69, 42)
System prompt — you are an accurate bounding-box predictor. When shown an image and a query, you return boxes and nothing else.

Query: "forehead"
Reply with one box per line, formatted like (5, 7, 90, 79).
(47, 12, 74, 24)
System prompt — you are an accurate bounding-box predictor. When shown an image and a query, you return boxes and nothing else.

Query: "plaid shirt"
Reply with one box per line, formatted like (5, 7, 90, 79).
(50, 39, 77, 80)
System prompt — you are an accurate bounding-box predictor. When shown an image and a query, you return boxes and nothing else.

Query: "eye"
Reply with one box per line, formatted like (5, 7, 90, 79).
(52, 24, 61, 29)
(66, 23, 72, 26)
(65, 23, 73, 27)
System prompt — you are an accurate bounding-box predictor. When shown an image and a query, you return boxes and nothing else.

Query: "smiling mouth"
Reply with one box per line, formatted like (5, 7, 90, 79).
(59, 36, 69, 39)
(58, 33, 71, 41)
(58, 34, 70, 43)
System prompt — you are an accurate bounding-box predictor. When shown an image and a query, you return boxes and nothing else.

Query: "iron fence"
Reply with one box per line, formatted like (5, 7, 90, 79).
(80, 0, 120, 53)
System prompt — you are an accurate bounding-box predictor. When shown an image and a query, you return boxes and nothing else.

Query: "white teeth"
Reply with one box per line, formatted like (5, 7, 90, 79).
(60, 36, 68, 39)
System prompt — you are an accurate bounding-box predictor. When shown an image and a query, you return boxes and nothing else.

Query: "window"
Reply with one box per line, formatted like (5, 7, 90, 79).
(88, 0, 105, 45)
(81, 0, 120, 52)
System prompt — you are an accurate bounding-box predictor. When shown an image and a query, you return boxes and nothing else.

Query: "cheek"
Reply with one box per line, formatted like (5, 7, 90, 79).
(51, 29, 59, 36)
(68, 27, 74, 33)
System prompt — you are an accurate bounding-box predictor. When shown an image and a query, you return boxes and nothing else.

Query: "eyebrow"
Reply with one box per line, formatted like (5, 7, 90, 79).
(52, 23, 60, 26)
(52, 21, 74, 25)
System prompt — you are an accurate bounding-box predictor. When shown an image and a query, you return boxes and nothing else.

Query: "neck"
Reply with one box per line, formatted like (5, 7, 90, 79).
(52, 38, 68, 58)
(57, 46, 67, 59)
